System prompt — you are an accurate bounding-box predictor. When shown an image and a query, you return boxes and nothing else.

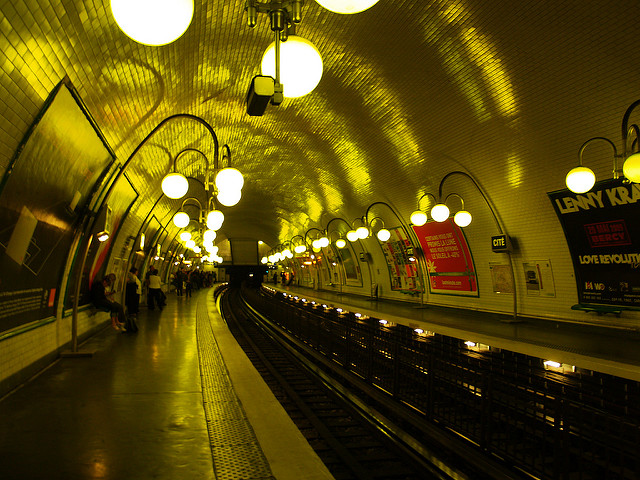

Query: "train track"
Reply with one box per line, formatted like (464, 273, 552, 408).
(218, 285, 453, 480)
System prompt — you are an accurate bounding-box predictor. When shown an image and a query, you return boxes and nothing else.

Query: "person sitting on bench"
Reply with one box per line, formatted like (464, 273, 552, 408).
(91, 274, 127, 332)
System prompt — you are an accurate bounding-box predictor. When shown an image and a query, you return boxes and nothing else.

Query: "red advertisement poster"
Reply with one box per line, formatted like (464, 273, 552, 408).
(379, 226, 421, 292)
(412, 219, 478, 296)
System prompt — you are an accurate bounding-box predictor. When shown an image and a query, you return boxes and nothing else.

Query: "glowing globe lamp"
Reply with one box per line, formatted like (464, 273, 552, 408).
(335, 238, 346, 249)
(319, 237, 329, 248)
(173, 212, 190, 228)
(110, 0, 194, 46)
(377, 228, 391, 242)
(410, 210, 427, 226)
(565, 166, 596, 193)
(161, 172, 189, 199)
(193, 245, 201, 254)
(217, 189, 241, 207)
(207, 210, 224, 230)
(283, 249, 293, 259)
(179, 231, 192, 242)
(623, 152, 640, 183)
(261, 257, 268, 264)
(185, 239, 196, 249)
(312, 239, 321, 249)
(356, 226, 369, 239)
(261, 36, 323, 98)
(454, 210, 472, 227)
(346, 230, 359, 242)
(203, 229, 216, 243)
(294, 244, 307, 254)
(431, 204, 450, 222)
(215, 168, 244, 192)
(314, 0, 380, 14)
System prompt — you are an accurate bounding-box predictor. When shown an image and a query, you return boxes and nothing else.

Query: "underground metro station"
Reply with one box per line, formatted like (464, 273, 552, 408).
(1, 1, 640, 479)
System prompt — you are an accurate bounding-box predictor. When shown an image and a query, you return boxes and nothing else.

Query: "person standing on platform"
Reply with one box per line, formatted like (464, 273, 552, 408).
(185, 271, 193, 298)
(125, 268, 141, 332)
(174, 269, 184, 297)
(147, 267, 163, 311)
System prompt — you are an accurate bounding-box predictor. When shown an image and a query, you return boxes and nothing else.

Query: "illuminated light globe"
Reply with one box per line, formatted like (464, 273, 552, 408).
(623, 152, 640, 183)
(207, 210, 224, 230)
(294, 244, 307, 254)
(346, 230, 359, 242)
(204, 242, 214, 253)
(410, 210, 427, 226)
(210, 246, 219, 255)
(203, 229, 216, 243)
(454, 210, 472, 228)
(282, 249, 292, 259)
(261, 257, 268, 264)
(110, 0, 194, 46)
(179, 231, 191, 241)
(161, 172, 189, 199)
(312, 239, 321, 249)
(185, 239, 196, 249)
(314, 0, 380, 14)
(431, 203, 450, 222)
(173, 211, 190, 228)
(268, 254, 276, 263)
(377, 228, 391, 242)
(356, 226, 369, 239)
(193, 246, 201, 254)
(215, 168, 244, 192)
(319, 237, 329, 248)
(261, 36, 323, 98)
(335, 238, 346, 249)
(565, 166, 596, 193)
(217, 189, 241, 207)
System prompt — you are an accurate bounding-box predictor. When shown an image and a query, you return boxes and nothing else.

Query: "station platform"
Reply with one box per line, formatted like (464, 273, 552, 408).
(272, 284, 640, 383)
(0, 287, 333, 480)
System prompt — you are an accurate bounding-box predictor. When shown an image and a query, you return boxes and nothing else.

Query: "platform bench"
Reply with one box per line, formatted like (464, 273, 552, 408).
(571, 304, 623, 317)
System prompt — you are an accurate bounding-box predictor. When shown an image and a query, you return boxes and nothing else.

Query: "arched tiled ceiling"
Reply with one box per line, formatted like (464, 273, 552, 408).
(0, 0, 638, 253)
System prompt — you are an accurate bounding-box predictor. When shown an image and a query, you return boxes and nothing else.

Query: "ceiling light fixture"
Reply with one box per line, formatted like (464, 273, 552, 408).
(411, 190, 472, 227)
(261, 35, 323, 98)
(565, 99, 640, 193)
(161, 172, 189, 199)
(110, 0, 194, 46)
(245, 0, 322, 115)
(314, 0, 380, 14)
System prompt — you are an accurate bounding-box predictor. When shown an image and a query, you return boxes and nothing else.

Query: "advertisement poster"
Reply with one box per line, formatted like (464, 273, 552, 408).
(379, 226, 421, 292)
(489, 263, 514, 294)
(548, 179, 640, 306)
(522, 260, 556, 297)
(0, 81, 113, 333)
(68, 172, 138, 308)
(337, 243, 362, 285)
(412, 219, 478, 296)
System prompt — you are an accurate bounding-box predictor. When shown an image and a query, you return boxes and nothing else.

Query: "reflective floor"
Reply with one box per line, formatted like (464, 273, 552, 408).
(0, 287, 332, 480)
(0, 290, 215, 480)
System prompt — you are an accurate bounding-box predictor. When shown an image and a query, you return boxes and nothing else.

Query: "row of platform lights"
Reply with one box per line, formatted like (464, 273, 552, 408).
(266, 286, 575, 373)
(261, 194, 473, 264)
(164, 148, 243, 264)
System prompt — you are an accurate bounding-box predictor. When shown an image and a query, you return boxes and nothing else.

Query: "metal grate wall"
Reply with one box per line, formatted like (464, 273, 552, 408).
(247, 287, 640, 480)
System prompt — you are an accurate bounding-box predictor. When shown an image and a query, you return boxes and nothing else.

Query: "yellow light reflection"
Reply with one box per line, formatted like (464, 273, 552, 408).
(425, 1, 519, 121)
